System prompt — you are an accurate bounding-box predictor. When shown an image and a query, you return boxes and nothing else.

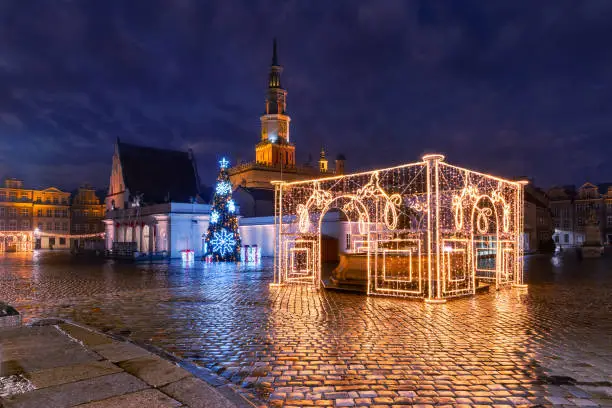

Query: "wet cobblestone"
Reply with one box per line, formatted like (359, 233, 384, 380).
(1, 251, 612, 407)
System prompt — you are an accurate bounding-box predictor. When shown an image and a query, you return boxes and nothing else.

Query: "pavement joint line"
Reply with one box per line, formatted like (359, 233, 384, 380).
(38, 317, 258, 408)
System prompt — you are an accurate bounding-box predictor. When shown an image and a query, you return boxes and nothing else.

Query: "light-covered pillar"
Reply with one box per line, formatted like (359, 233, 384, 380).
(422, 153, 446, 304)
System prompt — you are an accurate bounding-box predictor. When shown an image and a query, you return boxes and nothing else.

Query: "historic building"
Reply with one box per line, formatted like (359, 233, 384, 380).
(0, 179, 34, 252)
(103, 139, 212, 258)
(523, 183, 553, 252)
(33, 187, 71, 249)
(549, 182, 612, 247)
(228, 40, 346, 191)
(0, 178, 73, 251)
(70, 185, 105, 248)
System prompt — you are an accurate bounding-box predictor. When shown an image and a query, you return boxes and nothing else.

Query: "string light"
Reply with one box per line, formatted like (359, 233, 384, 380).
(272, 154, 525, 302)
(227, 199, 236, 213)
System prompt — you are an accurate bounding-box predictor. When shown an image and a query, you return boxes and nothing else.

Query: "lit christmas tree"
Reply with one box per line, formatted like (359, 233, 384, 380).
(204, 158, 241, 261)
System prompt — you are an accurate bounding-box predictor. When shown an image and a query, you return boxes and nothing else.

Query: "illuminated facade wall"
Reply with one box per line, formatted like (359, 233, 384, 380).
(273, 154, 525, 301)
(104, 202, 211, 259)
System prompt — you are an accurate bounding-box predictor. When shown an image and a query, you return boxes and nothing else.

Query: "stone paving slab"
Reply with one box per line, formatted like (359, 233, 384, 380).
(73, 389, 183, 408)
(161, 376, 240, 408)
(57, 323, 113, 347)
(0, 322, 246, 408)
(2, 372, 148, 408)
(26, 360, 122, 389)
(90, 341, 152, 363)
(118, 355, 191, 388)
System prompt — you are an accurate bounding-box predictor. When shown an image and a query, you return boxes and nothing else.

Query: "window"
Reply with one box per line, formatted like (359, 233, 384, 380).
(578, 217, 583, 226)
(346, 233, 351, 250)
(0, 220, 4, 230)
(85, 224, 90, 232)
(608, 216, 612, 226)
(75, 224, 82, 232)
(9, 191, 17, 201)
(63, 209, 68, 217)
(49, 237, 55, 246)
(554, 235, 559, 243)
(38, 223, 42, 230)
(20, 208, 29, 217)
(63, 222, 68, 231)
(84, 210, 89, 217)
(8, 208, 17, 217)
(59, 238, 66, 245)
(37, 209, 42, 216)
(538, 216, 544, 225)
(563, 219, 569, 229)
(54, 209, 61, 217)
(554, 220, 560, 228)
(54, 222, 61, 231)
(46, 222, 52, 231)
(0, 207, 4, 216)
(0, 192, 5, 200)
(21, 220, 29, 229)
(8, 220, 17, 230)
(53, 197, 58, 204)
(46, 209, 52, 217)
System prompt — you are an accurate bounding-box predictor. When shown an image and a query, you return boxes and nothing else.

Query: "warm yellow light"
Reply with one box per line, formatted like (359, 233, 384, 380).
(272, 155, 525, 301)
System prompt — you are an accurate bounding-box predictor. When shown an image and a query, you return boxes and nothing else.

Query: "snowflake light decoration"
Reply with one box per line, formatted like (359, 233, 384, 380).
(216, 181, 232, 195)
(210, 210, 219, 224)
(227, 199, 236, 213)
(210, 228, 236, 257)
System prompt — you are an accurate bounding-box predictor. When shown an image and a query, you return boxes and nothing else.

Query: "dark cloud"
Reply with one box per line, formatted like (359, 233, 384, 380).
(0, 0, 611, 190)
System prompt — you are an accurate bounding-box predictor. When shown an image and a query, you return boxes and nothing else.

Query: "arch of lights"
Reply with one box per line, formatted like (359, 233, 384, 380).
(272, 154, 526, 302)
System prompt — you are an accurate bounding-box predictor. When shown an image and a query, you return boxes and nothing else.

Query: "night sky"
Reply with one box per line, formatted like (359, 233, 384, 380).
(1, 0, 611, 191)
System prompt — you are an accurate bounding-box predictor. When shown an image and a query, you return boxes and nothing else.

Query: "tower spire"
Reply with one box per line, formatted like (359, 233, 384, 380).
(272, 38, 278, 66)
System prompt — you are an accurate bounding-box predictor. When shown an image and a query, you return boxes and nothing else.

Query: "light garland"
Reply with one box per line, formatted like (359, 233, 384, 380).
(272, 154, 524, 302)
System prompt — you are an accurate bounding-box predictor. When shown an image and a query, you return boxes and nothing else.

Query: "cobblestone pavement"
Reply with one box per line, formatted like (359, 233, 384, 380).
(1, 251, 612, 407)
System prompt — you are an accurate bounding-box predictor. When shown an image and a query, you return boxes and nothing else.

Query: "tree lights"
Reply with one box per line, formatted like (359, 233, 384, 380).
(204, 158, 241, 262)
(272, 154, 525, 301)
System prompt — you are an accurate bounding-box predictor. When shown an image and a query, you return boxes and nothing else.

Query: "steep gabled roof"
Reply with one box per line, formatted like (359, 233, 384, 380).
(118, 142, 199, 204)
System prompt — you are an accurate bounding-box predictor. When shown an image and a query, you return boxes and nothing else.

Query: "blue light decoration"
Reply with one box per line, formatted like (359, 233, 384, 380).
(219, 157, 230, 169)
(204, 155, 241, 261)
(216, 181, 232, 195)
(210, 228, 236, 257)
(210, 210, 220, 224)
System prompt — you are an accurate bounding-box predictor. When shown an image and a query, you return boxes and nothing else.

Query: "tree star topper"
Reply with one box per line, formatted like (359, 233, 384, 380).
(219, 157, 230, 169)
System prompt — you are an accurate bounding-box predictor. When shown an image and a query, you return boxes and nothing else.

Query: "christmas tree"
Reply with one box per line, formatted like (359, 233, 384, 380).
(204, 157, 241, 261)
